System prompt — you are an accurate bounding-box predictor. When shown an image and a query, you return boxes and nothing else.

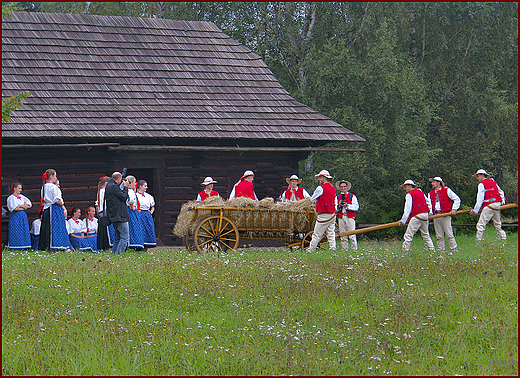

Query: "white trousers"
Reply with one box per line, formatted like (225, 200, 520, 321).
(476, 205, 506, 241)
(402, 212, 435, 251)
(433, 216, 457, 251)
(338, 216, 357, 251)
(308, 212, 336, 252)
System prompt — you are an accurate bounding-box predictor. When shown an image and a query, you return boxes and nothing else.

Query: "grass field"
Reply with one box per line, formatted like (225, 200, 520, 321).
(2, 229, 518, 376)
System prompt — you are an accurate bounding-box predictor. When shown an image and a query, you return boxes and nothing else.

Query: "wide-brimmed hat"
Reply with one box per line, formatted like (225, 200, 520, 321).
(314, 169, 333, 179)
(428, 176, 445, 187)
(400, 179, 418, 188)
(335, 180, 351, 191)
(240, 170, 255, 180)
(286, 174, 302, 185)
(201, 176, 217, 186)
(472, 169, 490, 178)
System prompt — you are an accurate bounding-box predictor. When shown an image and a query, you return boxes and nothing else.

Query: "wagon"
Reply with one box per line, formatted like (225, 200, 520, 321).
(183, 205, 326, 253)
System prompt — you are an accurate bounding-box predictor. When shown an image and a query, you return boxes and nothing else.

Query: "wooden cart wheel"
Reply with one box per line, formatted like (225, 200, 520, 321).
(301, 231, 328, 250)
(194, 216, 239, 254)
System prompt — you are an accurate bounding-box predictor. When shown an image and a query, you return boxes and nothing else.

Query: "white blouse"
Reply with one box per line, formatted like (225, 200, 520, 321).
(66, 218, 85, 234)
(96, 188, 106, 214)
(127, 189, 137, 207)
(84, 217, 98, 234)
(41, 183, 63, 210)
(136, 191, 155, 211)
(7, 194, 32, 212)
(31, 218, 41, 235)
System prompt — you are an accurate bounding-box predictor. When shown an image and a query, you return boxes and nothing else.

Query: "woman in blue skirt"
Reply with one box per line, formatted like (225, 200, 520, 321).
(126, 175, 144, 250)
(7, 182, 32, 250)
(136, 180, 156, 249)
(67, 207, 98, 252)
(38, 169, 72, 252)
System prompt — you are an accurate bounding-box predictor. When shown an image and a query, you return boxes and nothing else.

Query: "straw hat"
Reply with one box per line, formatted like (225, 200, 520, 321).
(286, 174, 302, 185)
(240, 170, 254, 180)
(400, 179, 418, 188)
(428, 176, 445, 187)
(335, 180, 351, 191)
(472, 169, 490, 178)
(314, 169, 333, 179)
(201, 176, 217, 186)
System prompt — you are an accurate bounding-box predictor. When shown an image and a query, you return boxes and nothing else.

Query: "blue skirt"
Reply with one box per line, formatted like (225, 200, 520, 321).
(70, 233, 99, 252)
(50, 204, 72, 250)
(140, 210, 156, 247)
(128, 209, 144, 249)
(108, 223, 115, 247)
(8, 210, 31, 249)
(31, 234, 40, 250)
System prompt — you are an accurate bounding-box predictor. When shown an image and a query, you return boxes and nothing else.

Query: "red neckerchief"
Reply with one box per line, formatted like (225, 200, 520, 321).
(88, 218, 94, 222)
(14, 194, 21, 200)
(73, 219, 79, 224)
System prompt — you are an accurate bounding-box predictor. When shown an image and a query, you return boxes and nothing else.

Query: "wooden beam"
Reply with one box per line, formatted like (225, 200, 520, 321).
(3, 143, 120, 148)
(108, 145, 365, 152)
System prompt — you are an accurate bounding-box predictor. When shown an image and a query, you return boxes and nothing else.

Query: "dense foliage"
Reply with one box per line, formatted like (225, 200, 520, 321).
(12, 2, 519, 228)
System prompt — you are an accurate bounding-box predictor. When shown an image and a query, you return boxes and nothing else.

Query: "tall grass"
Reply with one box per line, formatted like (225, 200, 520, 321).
(2, 229, 517, 375)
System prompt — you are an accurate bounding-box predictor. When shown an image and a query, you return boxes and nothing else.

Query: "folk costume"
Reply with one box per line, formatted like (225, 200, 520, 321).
(428, 177, 461, 251)
(127, 188, 144, 249)
(96, 186, 110, 251)
(229, 170, 258, 200)
(6, 193, 32, 249)
(136, 191, 157, 247)
(30, 217, 42, 250)
(308, 170, 338, 252)
(472, 169, 506, 241)
(399, 180, 434, 251)
(335, 180, 359, 251)
(105, 178, 130, 254)
(197, 177, 219, 201)
(38, 182, 72, 251)
(282, 175, 310, 202)
(67, 217, 98, 252)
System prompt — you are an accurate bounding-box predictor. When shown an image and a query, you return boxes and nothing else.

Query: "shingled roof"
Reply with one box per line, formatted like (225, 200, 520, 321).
(2, 12, 365, 144)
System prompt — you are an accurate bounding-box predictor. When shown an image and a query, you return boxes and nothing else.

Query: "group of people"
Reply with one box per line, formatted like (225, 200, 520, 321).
(5, 167, 509, 253)
(5, 169, 156, 254)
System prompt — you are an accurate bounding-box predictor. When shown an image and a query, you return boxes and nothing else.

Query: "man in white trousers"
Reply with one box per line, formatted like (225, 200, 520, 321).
(428, 176, 461, 252)
(469, 169, 506, 241)
(335, 180, 359, 251)
(307, 170, 337, 252)
(398, 179, 435, 251)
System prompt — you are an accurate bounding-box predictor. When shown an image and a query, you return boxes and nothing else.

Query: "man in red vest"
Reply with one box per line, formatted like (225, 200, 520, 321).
(428, 176, 461, 252)
(229, 170, 258, 200)
(469, 169, 506, 241)
(281, 174, 311, 202)
(336, 180, 359, 251)
(196, 177, 219, 201)
(398, 179, 435, 251)
(307, 170, 337, 252)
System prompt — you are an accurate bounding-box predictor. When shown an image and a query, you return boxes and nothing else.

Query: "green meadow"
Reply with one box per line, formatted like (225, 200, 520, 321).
(2, 229, 517, 376)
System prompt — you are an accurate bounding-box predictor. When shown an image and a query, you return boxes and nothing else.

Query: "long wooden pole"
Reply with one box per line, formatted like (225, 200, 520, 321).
(338, 203, 517, 237)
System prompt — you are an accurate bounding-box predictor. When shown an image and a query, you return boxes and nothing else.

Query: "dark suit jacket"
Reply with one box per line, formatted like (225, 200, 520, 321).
(105, 179, 129, 224)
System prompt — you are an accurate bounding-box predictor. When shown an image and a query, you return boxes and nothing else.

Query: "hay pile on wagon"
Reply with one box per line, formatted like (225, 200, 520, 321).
(173, 197, 315, 238)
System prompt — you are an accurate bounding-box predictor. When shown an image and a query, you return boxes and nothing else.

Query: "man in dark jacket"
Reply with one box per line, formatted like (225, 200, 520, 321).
(105, 171, 131, 254)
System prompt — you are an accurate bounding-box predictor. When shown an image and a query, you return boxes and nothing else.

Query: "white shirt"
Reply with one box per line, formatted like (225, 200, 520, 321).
(310, 185, 339, 207)
(67, 217, 85, 234)
(41, 183, 63, 210)
(136, 191, 155, 211)
(84, 217, 98, 234)
(473, 181, 505, 213)
(96, 188, 107, 214)
(127, 189, 137, 207)
(337, 192, 359, 213)
(428, 187, 461, 212)
(400, 191, 432, 224)
(30, 218, 41, 235)
(7, 193, 32, 212)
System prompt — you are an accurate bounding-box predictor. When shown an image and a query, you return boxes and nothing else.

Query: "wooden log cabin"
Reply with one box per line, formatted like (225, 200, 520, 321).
(2, 12, 365, 247)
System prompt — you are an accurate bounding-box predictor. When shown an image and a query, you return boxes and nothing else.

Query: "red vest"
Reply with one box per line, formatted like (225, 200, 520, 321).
(199, 190, 218, 201)
(481, 178, 501, 208)
(235, 180, 256, 200)
(284, 187, 304, 201)
(428, 187, 452, 213)
(316, 182, 336, 213)
(409, 188, 430, 221)
(336, 192, 356, 219)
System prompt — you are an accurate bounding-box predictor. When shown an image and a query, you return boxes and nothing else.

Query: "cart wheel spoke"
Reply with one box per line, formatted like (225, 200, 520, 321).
(194, 216, 239, 254)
